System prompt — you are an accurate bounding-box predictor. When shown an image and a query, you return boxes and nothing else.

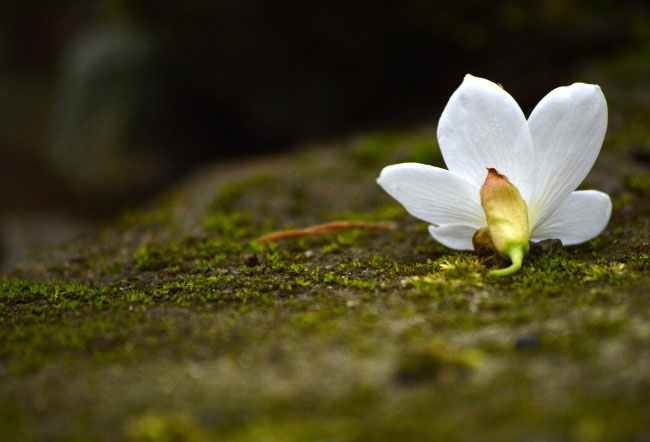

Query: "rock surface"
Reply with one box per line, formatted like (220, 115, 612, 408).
(1, 55, 650, 442)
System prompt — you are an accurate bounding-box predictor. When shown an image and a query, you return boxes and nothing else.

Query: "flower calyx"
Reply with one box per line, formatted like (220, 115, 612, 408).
(477, 168, 530, 277)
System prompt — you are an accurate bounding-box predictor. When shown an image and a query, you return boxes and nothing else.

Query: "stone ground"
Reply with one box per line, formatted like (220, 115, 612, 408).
(1, 54, 650, 442)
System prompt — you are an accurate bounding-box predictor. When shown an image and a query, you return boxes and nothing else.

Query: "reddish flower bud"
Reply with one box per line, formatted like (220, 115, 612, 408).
(479, 168, 530, 276)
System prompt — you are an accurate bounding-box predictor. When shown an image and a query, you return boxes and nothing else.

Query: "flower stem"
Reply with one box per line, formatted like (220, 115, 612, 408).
(488, 245, 525, 278)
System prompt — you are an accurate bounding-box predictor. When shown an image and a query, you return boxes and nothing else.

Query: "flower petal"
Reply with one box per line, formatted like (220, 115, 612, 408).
(530, 190, 611, 245)
(437, 74, 535, 203)
(428, 225, 477, 250)
(377, 163, 485, 227)
(527, 83, 607, 228)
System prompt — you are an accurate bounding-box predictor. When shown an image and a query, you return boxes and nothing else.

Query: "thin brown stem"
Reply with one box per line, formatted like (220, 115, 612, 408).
(255, 221, 396, 244)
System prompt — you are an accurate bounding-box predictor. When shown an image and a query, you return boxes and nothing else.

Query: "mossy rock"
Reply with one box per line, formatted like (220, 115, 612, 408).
(2, 62, 650, 441)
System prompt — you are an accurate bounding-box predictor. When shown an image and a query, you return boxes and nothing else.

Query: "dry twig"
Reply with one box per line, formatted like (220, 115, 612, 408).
(256, 221, 396, 244)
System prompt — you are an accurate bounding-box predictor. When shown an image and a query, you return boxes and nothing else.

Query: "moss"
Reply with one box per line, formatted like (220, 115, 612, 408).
(133, 244, 170, 271)
(626, 172, 650, 198)
(395, 340, 484, 384)
(202, 211, 252, 239)
(347, 130, 444, 168)
(114, 204, 174, 231)
(125, 412, 210, 442)
(401, 255, 484, 298)
(210, 174, 276, 211)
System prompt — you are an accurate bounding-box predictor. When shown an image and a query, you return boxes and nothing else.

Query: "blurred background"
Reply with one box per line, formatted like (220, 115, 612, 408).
(1, 0, 649, 271)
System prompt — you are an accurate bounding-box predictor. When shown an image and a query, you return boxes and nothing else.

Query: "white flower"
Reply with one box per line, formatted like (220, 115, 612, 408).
(377, 74, 611, 274)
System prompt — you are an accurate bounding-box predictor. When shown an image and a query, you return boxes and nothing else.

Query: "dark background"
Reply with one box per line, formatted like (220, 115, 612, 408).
(1, 0, 648, 270)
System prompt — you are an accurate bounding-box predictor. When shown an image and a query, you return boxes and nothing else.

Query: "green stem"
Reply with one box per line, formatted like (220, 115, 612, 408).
(488, 245, 525, 278)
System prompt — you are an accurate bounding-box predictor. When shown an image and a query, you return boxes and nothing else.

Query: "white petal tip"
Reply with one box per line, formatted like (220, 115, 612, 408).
(531, 190, 612, 245)
(459, 74, 500, 91)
